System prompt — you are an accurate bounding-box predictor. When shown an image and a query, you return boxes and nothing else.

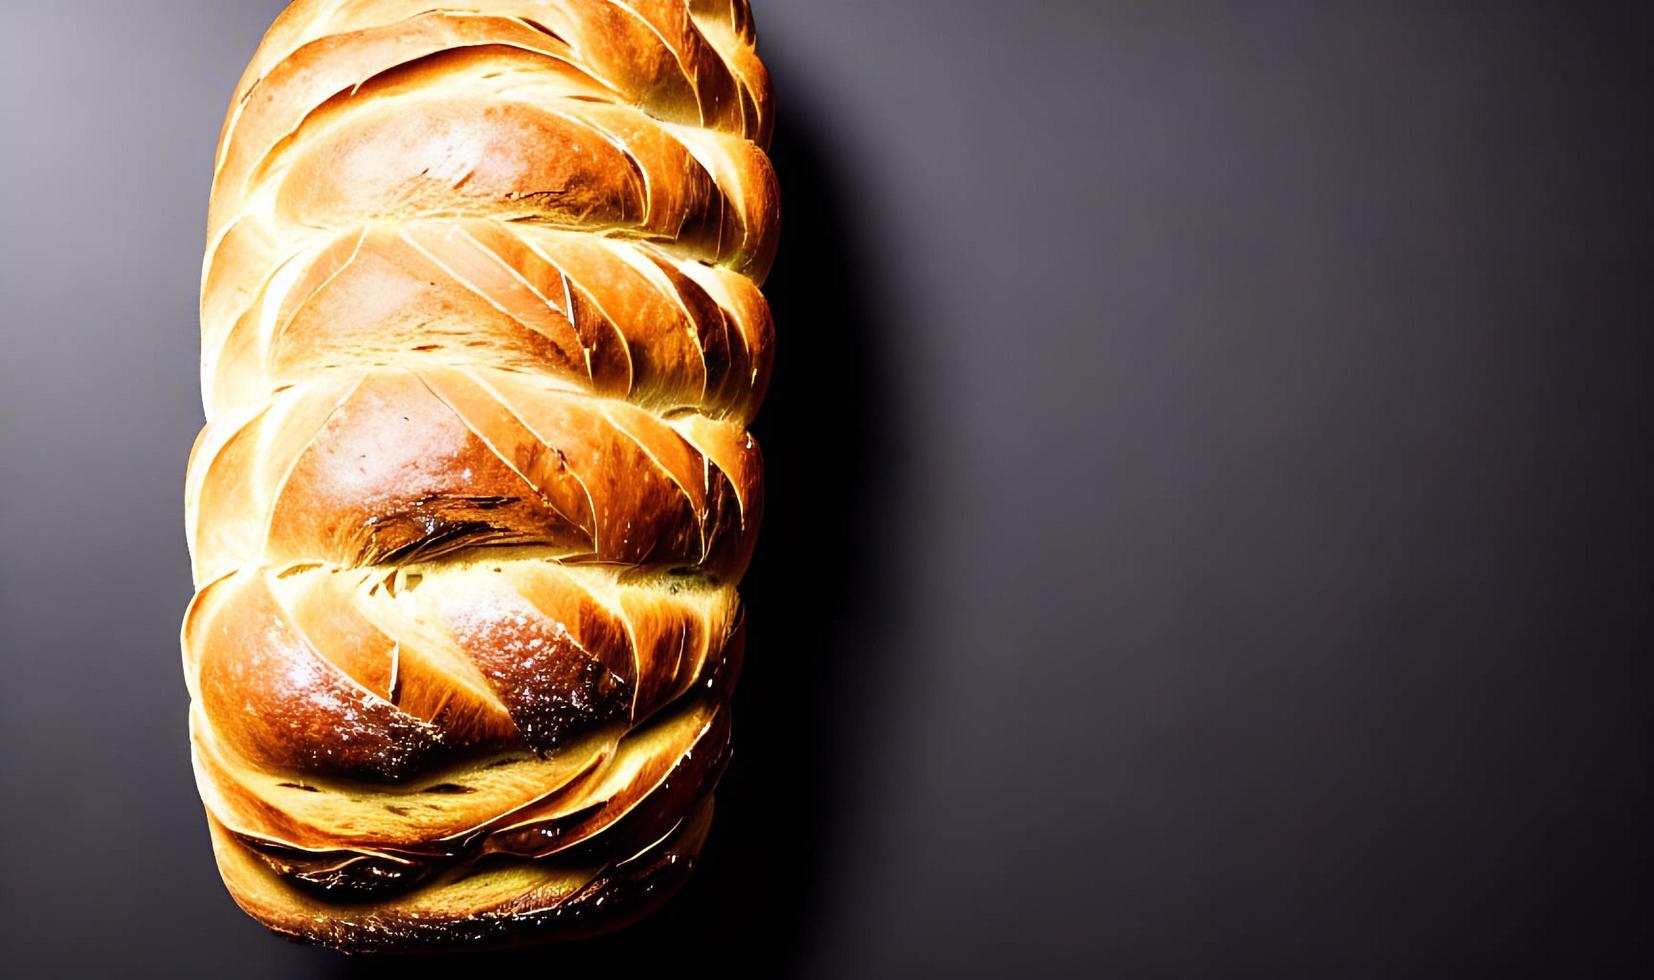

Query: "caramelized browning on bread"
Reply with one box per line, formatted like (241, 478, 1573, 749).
(183, 0, 774, 951)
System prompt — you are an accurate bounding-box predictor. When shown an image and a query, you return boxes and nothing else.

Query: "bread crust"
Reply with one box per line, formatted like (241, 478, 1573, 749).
(184, 0, 774, 952)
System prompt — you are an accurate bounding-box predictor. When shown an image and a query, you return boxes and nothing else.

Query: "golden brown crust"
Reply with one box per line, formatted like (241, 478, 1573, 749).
(207, 796, 717, 952)
(184, 0, 773, 952)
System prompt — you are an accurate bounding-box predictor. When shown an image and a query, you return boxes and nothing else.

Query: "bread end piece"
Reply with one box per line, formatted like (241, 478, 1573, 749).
(208, 798, 714, 954)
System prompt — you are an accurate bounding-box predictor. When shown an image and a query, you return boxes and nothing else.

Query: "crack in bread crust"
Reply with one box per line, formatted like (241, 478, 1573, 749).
(183, 0, 774, 952)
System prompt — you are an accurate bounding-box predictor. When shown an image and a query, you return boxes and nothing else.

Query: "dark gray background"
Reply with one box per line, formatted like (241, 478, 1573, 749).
(1, 1, 1649, 977)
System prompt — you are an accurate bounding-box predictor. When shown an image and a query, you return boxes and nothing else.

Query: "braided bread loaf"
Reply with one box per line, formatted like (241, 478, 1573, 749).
(181, 0, 775, 951)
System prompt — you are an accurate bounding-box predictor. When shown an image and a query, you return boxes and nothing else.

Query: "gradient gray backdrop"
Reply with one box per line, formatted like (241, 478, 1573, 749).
(2, 2, 1650, 977)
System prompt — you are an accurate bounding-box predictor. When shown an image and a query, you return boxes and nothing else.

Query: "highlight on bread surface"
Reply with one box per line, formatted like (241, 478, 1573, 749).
(181, 0, 776, 951)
